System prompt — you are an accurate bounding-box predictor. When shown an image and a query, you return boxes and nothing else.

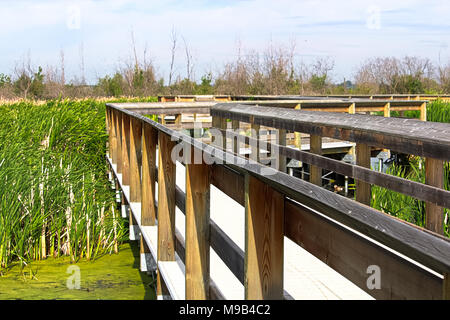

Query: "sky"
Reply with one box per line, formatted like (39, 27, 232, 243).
(1, 0, 450, 84)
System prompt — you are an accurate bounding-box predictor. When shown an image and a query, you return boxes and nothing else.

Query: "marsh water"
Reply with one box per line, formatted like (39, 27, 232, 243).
(0, 242, 155, 300)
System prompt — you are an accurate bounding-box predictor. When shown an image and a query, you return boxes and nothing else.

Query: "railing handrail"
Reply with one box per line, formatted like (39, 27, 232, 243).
(211, 103, 450, 161)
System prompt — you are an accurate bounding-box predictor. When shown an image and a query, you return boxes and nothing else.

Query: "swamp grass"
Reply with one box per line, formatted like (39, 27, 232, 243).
(0, 99, 128, 272)
(371, 100, 450, 237)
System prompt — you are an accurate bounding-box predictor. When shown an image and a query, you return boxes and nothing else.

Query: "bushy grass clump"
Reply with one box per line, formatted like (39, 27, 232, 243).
(0, 99, 127, 272)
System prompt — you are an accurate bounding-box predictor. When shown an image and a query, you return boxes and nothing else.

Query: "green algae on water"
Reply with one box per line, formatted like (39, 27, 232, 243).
(0, 242, 155, 300)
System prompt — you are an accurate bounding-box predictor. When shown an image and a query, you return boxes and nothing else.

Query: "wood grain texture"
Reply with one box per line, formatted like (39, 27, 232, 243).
(129, 117, 142, 202)
(245, 174, 284, 300)
(220, 129, 450, 209)
(110, 108, 118, 164)
(356, 143, 371, 205)
(285, 199, 443, 299)
(232, 119, 240, 155)
(185, 151, 211, 299)
(310, 134, 322, 186)
(157, 131, 177, 262)
(278, 129, 286, 173)
(115, 110, 122, 173)
(210, 104, 450, 160)
(141, 122, 157, 226)
(444, 273, 450, 300)
(121, 113, 130, 185)
(425, 158, 444, 234)
(156, 131, 176, 298)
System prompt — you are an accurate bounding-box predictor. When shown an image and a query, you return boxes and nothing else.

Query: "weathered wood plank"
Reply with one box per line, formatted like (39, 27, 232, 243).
(121, 113, 130, 185)
(310, 134, 322, 186)
(356, 143, 371, 205)
(141, 122, 157, 226)
(129, 117, 142, 202)
(157, 131, 177, 296)
(245, 174, 284, 300)
(425, 158, 444, 234)
(220, 129, 450, 209)
(210, 104, 450, 161)
(115, 110, 122, 173)
(185, 150, 211, 299)
(444, 273, 450, 300)
(211, 164, 245, 205)
(284, 199, 443, 299)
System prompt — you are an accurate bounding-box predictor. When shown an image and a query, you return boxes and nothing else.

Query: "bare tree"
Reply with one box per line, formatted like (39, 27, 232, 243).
(168, 26, 177, 86)
(182, 36, 194, 81)
(79, 42, 86, 85)
(60, 49, 65, 86)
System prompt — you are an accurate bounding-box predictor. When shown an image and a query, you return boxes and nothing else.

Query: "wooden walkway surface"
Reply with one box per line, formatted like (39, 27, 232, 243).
(108, 153, 374, 300)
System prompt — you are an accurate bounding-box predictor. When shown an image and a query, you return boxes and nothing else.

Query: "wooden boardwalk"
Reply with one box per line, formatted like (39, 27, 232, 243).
(105, 100, 450, 300)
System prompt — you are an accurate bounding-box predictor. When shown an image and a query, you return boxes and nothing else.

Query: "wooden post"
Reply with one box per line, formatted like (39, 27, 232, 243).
(211, 116, 221, 148)
(425, 158, 444, 234)
(175, 114, 182, 125)
(129, 117, 142, 203)
(157, 132, 176, 297)
(383, 103, 391, 156)
(294, 104, 302, 150)
(245, 174, 284, 300)
(110, 109, 118, 164)
(356, 143, 371, 205)
(116, 111, 123, 173)
(121, 113, 130, 186)
(141, 122, 158, 226)
(348, 102, 356, 114)
(185, 146, 211, 299)
(232, 119, 240, 155)
(420, 102, 427, 121)
(444, 273, 450, 300)
(348, 103, 356, 160)
(250, 117, 260, 162)
(383, 102, 391, 118)
(310, 135, 322, 186)
(221, 118, 228, 151)
(160, 114, 166, 125)
(278, 129, 286, 173)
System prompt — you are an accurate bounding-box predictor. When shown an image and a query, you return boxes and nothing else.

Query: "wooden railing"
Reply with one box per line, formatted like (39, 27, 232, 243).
(105, 102, 450, 300)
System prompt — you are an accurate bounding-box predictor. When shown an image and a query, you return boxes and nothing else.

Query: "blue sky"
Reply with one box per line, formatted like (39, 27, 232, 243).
(1, 0, 450, 84)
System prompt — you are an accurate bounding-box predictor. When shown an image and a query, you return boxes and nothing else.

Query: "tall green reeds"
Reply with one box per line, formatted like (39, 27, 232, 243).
(371, 100, 450, 237)
(0, 99, 126, 272)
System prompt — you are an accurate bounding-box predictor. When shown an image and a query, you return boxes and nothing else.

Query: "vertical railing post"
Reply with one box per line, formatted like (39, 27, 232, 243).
(356, 143, 371, 205)
(129, 117, 142, 203)
(278, 129, 286, 173)
(142, 122, 157, 226)
(425, 158, 444, 234)
(383, 102, 391, 157)
(250, 116, 260, 162)
(221, 117, 228, 151)
(310, 135, 322, 186)
(244, 174, 284, 300)
(116, 111, 123, 173)
(420, 102, 427, 121)
(175, 114, 182, 125)
(157, 132, 176, 298)
(110, 109, 118, 164)
(121, 113, 130, 185)
(185, 145, 211, 299)
(444, 273, 450, 300)
(232, 119, 240, 155)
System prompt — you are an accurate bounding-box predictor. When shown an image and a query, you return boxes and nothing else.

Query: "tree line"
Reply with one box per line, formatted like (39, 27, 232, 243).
(2, 38, 450, 99)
